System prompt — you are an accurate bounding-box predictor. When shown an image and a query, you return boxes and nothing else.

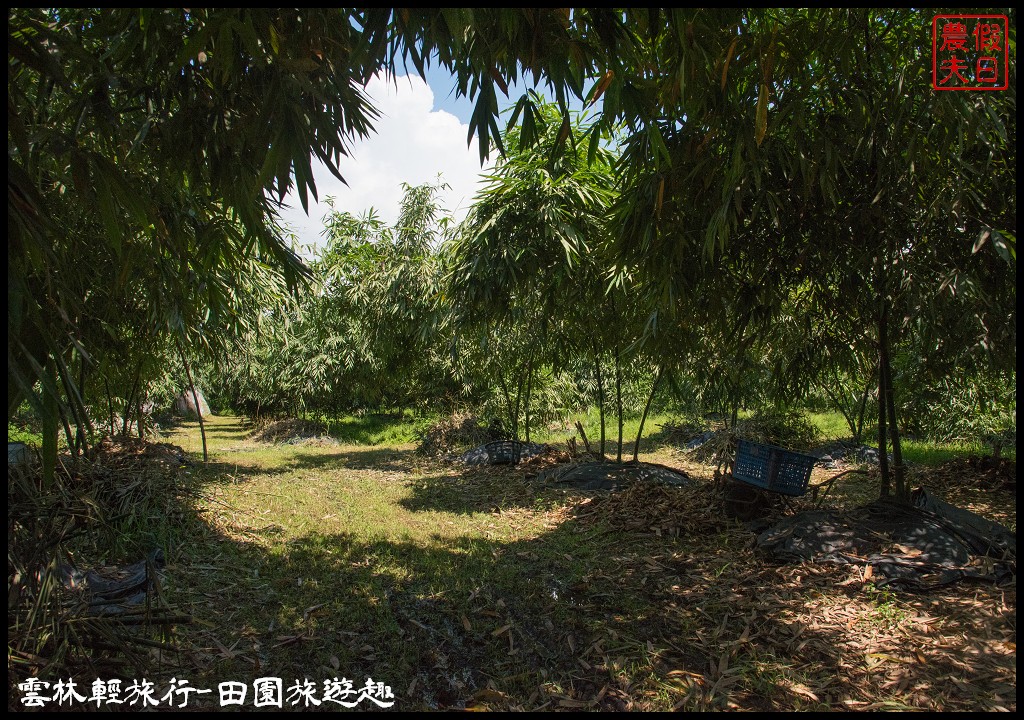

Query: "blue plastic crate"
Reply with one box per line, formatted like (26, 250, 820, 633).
(733, 439, 817, 497)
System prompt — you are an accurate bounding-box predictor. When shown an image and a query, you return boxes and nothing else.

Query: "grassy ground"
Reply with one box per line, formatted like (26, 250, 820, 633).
(88, 413, 1011, 712)
(321, 411, 434, 445)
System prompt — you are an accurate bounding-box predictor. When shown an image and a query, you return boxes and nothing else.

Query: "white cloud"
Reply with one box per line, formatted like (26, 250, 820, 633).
(277, 74, 490, 251)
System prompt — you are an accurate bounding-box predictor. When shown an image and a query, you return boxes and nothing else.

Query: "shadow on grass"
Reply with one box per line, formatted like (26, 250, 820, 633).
(290, 447, 422, 472)
(28, 421, 1011, 711)
(159, 416, 254, 453)
(161, 481, 1015, 712)
(399, 467, 566, 516)
(632, 423, 694, 455)
(194, 428, 254, 446)
(194, 447, 426, 486)
(162, 504, 814, 710)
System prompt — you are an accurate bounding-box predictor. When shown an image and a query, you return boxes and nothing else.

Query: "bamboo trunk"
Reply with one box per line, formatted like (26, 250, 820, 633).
(498, 374, 513, 440)
(105, 378, 116, 436)
(614, 346, 623, 463)
(633, 365, 664, 462)
(884, 351, 907, 503)
(876, 294, 891, 499)
(854, 371, 872, 444)
(178, 342, 208, 463)
(524, 353, 534, 443)
(592, 341, 606, 457)
(575, 420, 593, 455)
(42, 361, 58, 489)
(122, 362, 142, 436)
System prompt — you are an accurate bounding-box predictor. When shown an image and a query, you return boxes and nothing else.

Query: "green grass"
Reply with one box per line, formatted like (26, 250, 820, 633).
(900, 437, 1006, 464)
(158, 416, 639, 708)
(8, 422, 42, 447)
(805, 411, 855, 441)
(39, 413, 1010, 712)
(778, 412, 1015, 464)
(862, 583, 909, 628)
(310, 411, 435, 445)
(296, 408, 691, 456)
(502, 407, 1014, 466)
(530, 410, 682, 455)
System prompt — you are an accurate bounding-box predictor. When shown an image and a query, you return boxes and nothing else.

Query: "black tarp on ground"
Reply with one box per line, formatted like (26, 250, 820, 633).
(542, 461, 694, 491)
(757, 488, 1015, 590)
(60, 549, 166, 615)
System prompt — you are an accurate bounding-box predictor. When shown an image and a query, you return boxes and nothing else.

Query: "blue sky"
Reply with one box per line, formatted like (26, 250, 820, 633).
(420, 64, 475, 124)
(278, 66, 584, 252)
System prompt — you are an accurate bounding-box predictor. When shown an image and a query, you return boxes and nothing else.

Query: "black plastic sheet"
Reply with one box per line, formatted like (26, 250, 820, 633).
(60, 548, 166, 615)
(757, 488, 1015, 590)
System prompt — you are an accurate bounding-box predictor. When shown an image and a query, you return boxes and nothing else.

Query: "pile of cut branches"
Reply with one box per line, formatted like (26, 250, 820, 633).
(8, 440, 197, 700)
(687, 410, 819, 464)
(658, 418, 710, 445)
(416, 411, 500, 456)
(249, 417, 331, 444)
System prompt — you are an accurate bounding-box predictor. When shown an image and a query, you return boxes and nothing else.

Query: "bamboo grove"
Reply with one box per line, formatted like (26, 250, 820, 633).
(9, 9, 1016, 501)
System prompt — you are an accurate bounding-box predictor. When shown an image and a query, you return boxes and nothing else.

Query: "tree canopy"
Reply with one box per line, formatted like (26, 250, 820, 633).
(8, 8, 1014, 497)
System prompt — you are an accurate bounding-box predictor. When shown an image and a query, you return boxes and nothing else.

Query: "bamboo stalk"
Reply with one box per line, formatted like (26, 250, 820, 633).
(633, 365, 664, 462)
(177, 341, 208, 463)
(574, 420, 594, 456)
(592, 341, 606, 457)
(614, 345, 623, 463)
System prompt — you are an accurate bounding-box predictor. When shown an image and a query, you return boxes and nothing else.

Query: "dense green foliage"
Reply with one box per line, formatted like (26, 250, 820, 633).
(8, 8, 1015, 497)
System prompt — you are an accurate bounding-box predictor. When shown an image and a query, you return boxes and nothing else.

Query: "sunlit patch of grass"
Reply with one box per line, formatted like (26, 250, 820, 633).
(531, 411, 684, 456)
(8, 422, 42, 448)
(323, 411, 436, 445)
(805, 411, 854, 442)
(159, 417, 691, 708)
(901, 438, 1001, 465)
(862, 583, 909, 628)
(535, 409, 877, 455)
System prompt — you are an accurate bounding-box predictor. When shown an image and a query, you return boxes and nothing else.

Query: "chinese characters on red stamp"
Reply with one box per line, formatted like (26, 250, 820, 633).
(933, 15, 1009, 91)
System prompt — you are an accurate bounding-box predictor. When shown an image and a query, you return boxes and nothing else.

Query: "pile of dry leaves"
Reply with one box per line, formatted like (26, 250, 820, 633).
(571, 480, 728, 535)
(490, 475, 1016, 712)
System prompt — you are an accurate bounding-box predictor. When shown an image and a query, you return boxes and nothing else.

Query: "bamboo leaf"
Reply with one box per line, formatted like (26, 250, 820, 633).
(721, 36, 739, 91)
(587, 70, 614, 107)
(755, 82, 769, 146)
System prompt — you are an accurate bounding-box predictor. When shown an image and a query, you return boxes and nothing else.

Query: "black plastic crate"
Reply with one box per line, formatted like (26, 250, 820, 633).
(733, 439, 817, 497)
(484, 440, 524, 465)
